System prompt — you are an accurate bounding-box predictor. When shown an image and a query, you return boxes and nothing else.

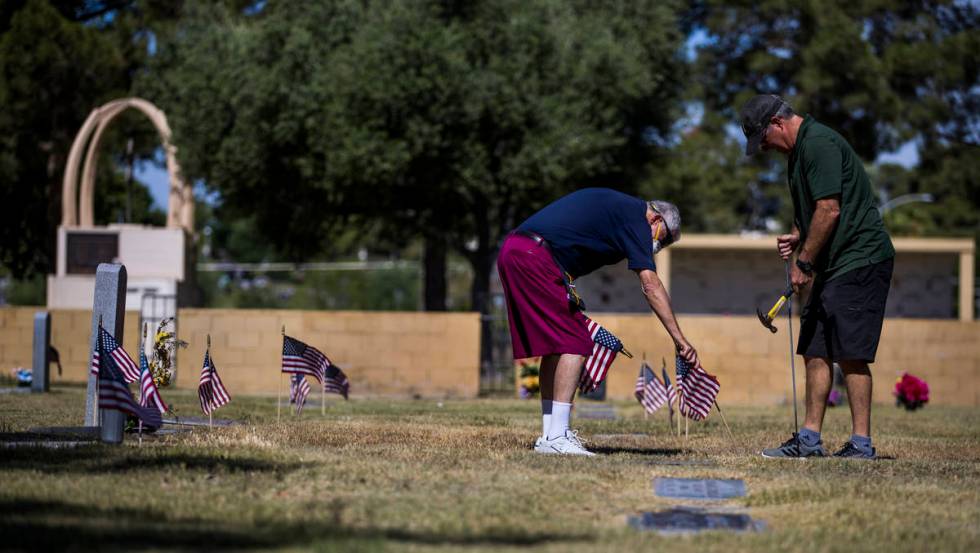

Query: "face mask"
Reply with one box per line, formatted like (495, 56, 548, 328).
(651, 239, 663, 256)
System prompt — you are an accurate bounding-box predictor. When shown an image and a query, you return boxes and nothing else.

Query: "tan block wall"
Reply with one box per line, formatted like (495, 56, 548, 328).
(3, 307, 976, 405)
(172, 309, 481, 398)
(0, 307, 139, 384)
(594, 315, 980, 406)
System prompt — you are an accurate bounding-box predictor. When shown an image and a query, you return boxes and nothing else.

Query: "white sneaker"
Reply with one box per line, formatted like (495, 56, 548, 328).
(533, 436, 551, 453)
(540, 429, 596, 456)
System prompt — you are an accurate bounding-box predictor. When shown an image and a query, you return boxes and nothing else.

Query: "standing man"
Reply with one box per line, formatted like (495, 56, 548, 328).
(497, 187, 699, 456)
(740, 94, 895, 460)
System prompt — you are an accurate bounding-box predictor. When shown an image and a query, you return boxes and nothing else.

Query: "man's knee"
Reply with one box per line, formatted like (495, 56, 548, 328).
(839, 360, 871, 376)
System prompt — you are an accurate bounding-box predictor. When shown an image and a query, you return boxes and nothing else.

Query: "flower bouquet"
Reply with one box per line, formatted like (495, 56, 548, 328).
(518, 360, 540, 399)
(893, 372, 929, 411)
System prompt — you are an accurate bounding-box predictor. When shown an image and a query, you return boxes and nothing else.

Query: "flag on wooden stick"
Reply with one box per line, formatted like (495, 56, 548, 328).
(675, 355, 720, 421)
(281, 335, 327, 384)
(95, 325, 161, 429)
(289, 374, 311, 414)
(90, 326, 140, 383)
(138, 348, 168, 414)
(634, 362, 669, 414)
(322, 363, 350, 400)
(198, 349, 231, 415)
(579, 317, 632, 393)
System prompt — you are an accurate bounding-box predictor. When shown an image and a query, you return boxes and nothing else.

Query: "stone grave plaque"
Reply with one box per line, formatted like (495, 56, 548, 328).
(576, 404, 617, 420)
(629, 507, 764, 534)
(653, 477, 746, 500)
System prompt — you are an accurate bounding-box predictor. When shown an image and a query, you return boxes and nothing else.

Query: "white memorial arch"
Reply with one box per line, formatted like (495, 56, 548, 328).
(48, 98, 194, 310)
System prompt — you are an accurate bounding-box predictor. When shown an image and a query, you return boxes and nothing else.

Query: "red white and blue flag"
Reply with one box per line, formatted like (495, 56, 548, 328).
(90, 326, 140, 383)
(282, 335, 327, 384)
(579, 317, 632, 393)
(675, 355, 720, 421)
(198, 350, 231, 415)
(323, 363, 350, 400)
(138, 348, 168, 415)
(95, 326, 162, 429)
(634, 362, 668, 414)
(289, 374, 311, 414)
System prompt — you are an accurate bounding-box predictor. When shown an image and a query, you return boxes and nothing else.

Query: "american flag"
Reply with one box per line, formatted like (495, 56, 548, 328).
(675, 355, 720, 421)
(322, 363, 350, 400)
(289, 374, 311, 414)
(282, 335, 327, 384)
(96, 328, 161, 429)
(634, 362, 668, 414)
(579, 317, 632, 393)
(138, 348, 168, 414)
(90, 326, 140, 383)
(198, 350, 231, 415)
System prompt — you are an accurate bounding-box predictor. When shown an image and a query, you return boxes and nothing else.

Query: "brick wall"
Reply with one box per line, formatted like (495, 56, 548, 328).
(2, 307, 976, 405)
(591, 314, 980, 406)
(172, 309, 480, 398)
(0, 307, 139, 384)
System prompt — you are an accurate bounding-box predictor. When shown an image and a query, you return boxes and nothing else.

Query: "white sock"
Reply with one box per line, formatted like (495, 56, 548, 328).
(547, 401, 572, 440)
(541, 399, 553, 437)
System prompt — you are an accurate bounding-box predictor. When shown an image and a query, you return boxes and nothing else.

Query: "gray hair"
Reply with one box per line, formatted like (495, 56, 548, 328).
(647, 200, 681, 244)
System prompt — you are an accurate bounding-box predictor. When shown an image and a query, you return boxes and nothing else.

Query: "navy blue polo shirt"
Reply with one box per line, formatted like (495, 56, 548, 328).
(517, 188, 655, 278)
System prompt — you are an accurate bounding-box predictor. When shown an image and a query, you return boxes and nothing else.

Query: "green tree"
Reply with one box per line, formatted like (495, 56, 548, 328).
(143, 1, 687, 320)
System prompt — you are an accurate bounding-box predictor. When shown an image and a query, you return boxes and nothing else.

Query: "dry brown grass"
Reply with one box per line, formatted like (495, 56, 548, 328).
(1, 386, 978, 552)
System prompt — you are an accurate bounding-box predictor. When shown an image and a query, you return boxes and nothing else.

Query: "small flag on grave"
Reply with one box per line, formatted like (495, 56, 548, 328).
(90, 326, 140, 383)
(138, 348, 168, 414)
(635, 362, 669, 414)
(579, 317, 632, 393)
(289, 374, 311, 414)
(95, 324, 161, 429)
(198, 348, 231, 415)
(675, 355, 720, 421)
(281, 335, 328, 384)
(323, 363, 350, 400)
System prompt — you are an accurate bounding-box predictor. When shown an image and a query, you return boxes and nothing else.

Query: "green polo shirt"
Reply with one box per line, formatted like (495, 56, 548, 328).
(788, 116, 894, 280)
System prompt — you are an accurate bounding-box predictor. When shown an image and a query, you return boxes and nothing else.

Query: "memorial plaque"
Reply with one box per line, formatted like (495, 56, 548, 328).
(576, 404, 617, 420)
(654, 477, 746, 500)
(66, 232, 118, 274)
(629, 507, 764, 534)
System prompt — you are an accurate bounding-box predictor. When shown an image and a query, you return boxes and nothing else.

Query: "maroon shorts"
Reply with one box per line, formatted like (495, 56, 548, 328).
(497, 234, 593, 359)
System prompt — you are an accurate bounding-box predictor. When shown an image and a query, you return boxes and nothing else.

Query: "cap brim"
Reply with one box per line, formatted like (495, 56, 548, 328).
(745, 131, 764, 156)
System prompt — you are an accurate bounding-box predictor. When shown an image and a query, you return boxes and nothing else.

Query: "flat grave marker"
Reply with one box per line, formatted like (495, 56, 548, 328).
(653, 477, 746, 500)
(576, 404, 618, 420)
(629, 507, 765, 534)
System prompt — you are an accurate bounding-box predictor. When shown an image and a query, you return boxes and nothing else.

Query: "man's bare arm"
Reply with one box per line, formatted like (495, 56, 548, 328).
(798, 196, 841, 264)
(636, 268, 698, 366)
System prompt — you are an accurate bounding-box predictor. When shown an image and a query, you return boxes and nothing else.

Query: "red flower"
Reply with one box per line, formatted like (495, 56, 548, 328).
(894, 372, 929, 411)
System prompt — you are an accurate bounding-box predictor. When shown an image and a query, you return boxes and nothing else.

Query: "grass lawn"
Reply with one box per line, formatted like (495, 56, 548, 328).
(1, 385, 978, 552)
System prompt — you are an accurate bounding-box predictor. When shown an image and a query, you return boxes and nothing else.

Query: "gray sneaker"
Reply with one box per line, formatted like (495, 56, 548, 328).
(761, 433, 828, 459)
(832, 441, 877, 460)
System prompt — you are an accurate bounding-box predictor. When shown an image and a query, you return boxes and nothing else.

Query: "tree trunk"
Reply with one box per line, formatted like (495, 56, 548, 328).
(422, 234, 447, 311)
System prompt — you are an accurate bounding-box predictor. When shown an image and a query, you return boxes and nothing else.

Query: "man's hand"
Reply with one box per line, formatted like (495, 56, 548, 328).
(789, 262, 812, 293)
(676, 340, 701, 370)
(777, 232, 800, 260)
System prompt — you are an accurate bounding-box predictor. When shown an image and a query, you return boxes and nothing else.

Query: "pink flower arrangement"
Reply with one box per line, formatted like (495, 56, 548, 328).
(894, 372, 929, 411)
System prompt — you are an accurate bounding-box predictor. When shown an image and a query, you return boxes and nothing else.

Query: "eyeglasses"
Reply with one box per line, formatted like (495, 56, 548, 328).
(653, 211, 675, 247)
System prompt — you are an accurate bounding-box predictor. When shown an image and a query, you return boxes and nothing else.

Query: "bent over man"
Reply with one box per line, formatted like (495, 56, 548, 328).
(497, 187, 699, 456)
(740, 94, 895, 460)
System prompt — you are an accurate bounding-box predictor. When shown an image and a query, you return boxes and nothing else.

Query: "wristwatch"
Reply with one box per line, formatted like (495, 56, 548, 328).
(796, 258, 814, 276)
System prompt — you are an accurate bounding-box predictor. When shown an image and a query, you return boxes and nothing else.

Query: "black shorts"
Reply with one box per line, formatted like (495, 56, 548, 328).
(797, 258, 893, 363)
